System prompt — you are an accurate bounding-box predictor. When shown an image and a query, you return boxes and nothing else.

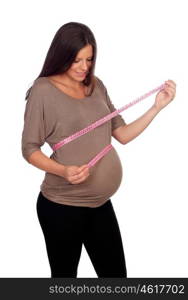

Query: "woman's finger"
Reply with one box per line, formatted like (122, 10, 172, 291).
(70, 169, 89, 183)
(71, 174, 89, 184)
(165, 80, 176, 89)
(164, 87, 175, 98)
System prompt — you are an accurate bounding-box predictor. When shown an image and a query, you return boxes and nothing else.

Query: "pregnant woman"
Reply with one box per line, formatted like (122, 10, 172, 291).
(21, 22, 176, 278)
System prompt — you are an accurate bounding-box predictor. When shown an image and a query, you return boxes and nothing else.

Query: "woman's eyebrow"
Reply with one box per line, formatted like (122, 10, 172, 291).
(76, 56, 93, 59)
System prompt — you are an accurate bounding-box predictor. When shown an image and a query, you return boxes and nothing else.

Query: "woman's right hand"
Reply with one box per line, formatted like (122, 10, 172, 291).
(61, 164, 90, 184)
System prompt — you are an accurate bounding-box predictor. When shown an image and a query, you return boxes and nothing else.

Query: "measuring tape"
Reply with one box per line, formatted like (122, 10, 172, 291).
(52, 83, 165, 168)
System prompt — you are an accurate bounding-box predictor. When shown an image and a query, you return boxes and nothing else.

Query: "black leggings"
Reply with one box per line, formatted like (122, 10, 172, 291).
(36, 191, 127, 278)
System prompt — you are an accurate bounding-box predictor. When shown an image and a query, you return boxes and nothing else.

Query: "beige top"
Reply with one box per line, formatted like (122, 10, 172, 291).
(21, 76, 126, 207)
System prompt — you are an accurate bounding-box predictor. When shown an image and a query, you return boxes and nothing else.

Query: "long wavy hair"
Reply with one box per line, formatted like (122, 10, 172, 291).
(25, 22, 97, 100)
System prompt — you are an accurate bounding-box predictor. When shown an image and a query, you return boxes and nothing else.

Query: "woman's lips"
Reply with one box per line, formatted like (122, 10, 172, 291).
(75, 72, 87, 77)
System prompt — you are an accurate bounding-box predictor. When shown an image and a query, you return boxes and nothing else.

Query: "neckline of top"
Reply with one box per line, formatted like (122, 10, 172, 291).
(41, 76, 96, 101)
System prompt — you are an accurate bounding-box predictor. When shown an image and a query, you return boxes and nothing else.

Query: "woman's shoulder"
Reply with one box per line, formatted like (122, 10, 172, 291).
(95, 75, 104, 86)
(25, 77, 53, 100)
(33, 76, 52, 92)
(95, 75, 107, 93)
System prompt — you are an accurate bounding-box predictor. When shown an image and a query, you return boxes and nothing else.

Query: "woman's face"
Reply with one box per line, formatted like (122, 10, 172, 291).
(66, 44, 93, 82)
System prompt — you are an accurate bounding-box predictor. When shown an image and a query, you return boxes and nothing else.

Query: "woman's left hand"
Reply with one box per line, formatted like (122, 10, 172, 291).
(154, 79, 176, 112)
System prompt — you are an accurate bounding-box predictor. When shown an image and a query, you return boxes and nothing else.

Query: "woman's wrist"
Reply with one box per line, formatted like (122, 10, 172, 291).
(55, 162, 66, 177)
(151, 104, 161, 115)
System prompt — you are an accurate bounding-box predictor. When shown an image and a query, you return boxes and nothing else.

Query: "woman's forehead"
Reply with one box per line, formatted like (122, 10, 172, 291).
(76, 44, 93, 58)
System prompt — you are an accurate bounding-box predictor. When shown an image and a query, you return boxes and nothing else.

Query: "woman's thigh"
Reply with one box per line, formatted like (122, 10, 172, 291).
(83, 200, 127, 278)
(36, 192, 84, 277)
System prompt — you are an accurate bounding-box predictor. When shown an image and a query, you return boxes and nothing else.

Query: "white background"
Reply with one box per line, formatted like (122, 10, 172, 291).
(0, 0, 187, 277)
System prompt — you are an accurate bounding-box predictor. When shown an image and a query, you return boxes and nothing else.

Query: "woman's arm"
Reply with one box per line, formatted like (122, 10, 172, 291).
(112, 105, 159, 144)
(28, 150, 66, 177)
(28, 150, 90, 184)
(112, 80, 176, 145)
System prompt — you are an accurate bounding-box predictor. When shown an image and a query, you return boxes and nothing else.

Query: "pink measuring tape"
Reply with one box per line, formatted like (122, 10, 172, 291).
(52, 83, 165, 168)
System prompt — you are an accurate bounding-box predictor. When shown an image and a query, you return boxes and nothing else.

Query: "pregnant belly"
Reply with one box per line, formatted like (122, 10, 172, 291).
(41, 147, 123, 200)
(87, 147, 123, 198)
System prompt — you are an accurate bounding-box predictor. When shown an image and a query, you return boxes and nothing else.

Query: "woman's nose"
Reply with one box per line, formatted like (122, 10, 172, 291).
(80, 60, 88, 70)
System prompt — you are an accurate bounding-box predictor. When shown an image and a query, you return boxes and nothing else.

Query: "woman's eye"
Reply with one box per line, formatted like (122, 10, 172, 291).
(74, 59, 93, 63)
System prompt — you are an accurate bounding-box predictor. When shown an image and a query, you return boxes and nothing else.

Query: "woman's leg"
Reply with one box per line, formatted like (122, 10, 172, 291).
(36, 192, 84, 278)
(83, 200, 127, 278)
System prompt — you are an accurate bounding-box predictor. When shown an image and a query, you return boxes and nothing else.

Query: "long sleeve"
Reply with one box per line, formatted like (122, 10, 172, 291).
(21, 85, 46, 163)
(96, 77, 126, 131)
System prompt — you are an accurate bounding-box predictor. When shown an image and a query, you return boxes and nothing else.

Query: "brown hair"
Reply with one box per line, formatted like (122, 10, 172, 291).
(25, 22, 97, 100)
